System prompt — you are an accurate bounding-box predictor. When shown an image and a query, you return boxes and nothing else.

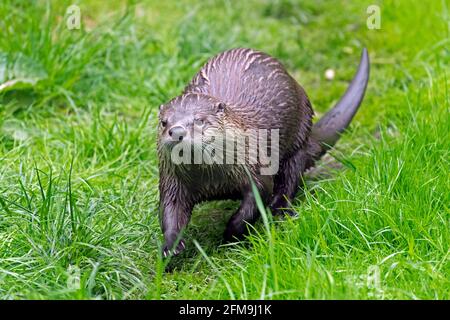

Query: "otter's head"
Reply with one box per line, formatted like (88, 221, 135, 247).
(158, 93, 226, 157)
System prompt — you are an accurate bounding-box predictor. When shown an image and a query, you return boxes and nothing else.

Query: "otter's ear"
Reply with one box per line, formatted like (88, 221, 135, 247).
(158, 104, 164, 117)
(215, 102, 226, 113)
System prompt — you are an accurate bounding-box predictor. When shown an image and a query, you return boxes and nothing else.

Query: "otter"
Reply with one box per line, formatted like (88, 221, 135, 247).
(158, 48, 370, 256)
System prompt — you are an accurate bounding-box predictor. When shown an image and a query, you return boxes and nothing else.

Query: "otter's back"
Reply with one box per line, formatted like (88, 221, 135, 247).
(189, 49, 304, 112)
(184, 48, 313, 152)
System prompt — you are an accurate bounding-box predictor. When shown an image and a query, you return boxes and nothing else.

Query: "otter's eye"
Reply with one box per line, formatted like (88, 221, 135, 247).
(161, 120, 167, 127)
(194, 119, 204, 127)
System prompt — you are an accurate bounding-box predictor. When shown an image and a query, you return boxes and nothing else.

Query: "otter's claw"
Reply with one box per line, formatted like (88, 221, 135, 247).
(162, 239, 186, 258)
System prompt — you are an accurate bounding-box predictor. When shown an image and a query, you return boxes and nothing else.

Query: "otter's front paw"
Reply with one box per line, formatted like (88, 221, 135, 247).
(162, 239, 186, 257)
(223, 223, 246, 243)
(269, 197, 297, 216)
(269, 206, 297, 217)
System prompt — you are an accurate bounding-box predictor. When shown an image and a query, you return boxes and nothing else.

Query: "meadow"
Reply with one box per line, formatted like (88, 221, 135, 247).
(0, 0, 448, 299)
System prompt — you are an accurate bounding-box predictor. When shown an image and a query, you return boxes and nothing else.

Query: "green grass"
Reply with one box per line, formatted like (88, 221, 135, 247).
(0, 0, 449, 299)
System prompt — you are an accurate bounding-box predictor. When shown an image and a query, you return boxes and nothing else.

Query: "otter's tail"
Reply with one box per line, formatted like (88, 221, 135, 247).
(310, 48, 370, 157)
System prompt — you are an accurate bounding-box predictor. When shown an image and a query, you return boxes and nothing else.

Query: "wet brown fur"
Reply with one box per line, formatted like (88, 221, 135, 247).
(158, 48, 323, 256)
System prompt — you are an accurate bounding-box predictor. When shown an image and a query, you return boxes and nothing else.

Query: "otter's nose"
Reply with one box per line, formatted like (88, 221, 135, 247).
(169, 126, 186, 141)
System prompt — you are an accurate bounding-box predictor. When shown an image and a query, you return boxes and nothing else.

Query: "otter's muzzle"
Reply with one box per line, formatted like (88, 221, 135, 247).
(169, 126, 187, 142)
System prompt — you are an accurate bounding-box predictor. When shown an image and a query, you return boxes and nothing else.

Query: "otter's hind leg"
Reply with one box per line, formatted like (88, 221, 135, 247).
(269, 139, 321, 215)
(269, 150, 306, 215)
(224, 176, 273, 242)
